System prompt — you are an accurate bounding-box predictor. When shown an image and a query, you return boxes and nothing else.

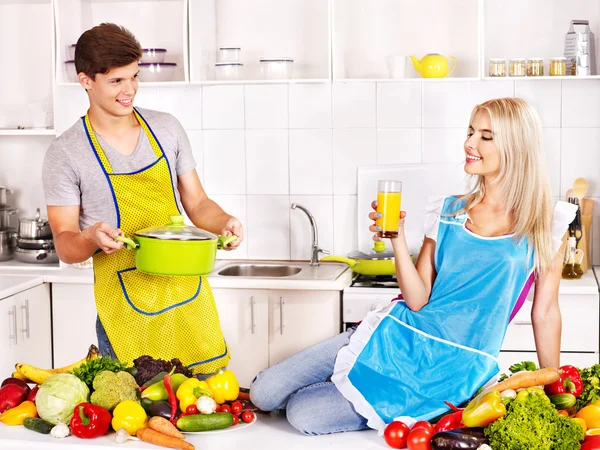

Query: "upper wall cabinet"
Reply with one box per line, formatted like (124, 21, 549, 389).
(333, 0, 480, 81)
(0, 0, 54, 135)
(54, 0, 188, 85)
(189, 0, 331, 84)
(484, 0, 600, 80)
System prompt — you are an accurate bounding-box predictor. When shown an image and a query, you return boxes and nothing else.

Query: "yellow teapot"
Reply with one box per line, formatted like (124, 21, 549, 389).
(410, 54, 457, 78)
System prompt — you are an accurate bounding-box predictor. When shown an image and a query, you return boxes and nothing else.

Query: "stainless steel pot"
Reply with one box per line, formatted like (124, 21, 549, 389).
(14, 247, 59, 264)
(0, 207, 18, 230)
(17, 237, 54, 250)
(0, 187, 12, 208)
(0, 229, 17, 262)
(18, 208, 52, 239)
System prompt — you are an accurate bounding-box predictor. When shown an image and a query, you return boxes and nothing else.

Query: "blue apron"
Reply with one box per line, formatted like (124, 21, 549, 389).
(332, 196, 536, 431)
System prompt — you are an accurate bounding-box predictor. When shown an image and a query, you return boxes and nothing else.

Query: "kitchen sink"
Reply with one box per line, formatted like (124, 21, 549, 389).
(214, 260, 350, 281)
(218, 264, 302, 278)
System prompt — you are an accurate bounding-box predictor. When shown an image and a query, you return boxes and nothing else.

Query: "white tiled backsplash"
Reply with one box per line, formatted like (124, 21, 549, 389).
(3, 79, 600, 264)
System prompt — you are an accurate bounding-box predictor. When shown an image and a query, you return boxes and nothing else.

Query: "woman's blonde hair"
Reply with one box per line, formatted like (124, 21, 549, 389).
(458, 98, 555, 275)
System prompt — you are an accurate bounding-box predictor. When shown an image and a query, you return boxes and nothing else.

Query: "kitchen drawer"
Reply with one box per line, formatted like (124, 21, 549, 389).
(498, 351, 599, 374)
(501, 293, 599, 353)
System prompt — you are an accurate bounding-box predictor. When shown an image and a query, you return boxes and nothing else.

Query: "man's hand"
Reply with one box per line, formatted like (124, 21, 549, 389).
(221, 217, 244, 251)
(83, 222, 124, 254)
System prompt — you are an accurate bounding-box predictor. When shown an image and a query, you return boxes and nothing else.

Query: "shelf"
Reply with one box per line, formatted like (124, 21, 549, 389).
(484, 0, 600, 76)
(189, 0, 330, 83)
(0, 129, 56, 136)
(192, 78, 331, 86)
(333, 0, 480, 80)
(484, 75, 600, 81)
(336, 77, 483, 83)
(54, 0, 188, 84)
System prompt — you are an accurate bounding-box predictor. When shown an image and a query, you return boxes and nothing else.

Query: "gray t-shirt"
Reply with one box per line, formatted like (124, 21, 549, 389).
(42, 108, 196, 230)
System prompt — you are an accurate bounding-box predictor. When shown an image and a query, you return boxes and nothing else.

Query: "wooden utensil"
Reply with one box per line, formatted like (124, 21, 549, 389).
(573, 177, 588, 201)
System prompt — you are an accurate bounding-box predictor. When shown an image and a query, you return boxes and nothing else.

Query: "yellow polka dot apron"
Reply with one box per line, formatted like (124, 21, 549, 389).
(83, 108, 230, 374)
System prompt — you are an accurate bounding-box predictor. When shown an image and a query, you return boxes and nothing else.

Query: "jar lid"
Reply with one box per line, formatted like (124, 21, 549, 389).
(135, 215, 217, 241)
(489, 58, 506, 62)
(551, 57, 567, 60)
(510, 58, 526, 61)
(529, 57, 544, 61)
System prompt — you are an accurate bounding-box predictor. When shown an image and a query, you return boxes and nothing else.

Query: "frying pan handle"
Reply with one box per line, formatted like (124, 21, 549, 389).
(218, 235, 238, 249)
(114, 235, 138, 250)
(320, 255, 357, 268)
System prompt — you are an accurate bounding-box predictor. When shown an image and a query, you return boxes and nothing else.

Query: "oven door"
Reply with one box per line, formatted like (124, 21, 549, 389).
(342, 289, 400, 329)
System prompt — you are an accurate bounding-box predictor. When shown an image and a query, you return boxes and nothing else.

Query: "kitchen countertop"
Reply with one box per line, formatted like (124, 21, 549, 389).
(0, 412, 385, 450)
(0, 275, 44, 300)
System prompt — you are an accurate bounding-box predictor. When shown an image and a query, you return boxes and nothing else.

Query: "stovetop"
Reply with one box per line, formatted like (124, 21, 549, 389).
(349, 274, 399, 289)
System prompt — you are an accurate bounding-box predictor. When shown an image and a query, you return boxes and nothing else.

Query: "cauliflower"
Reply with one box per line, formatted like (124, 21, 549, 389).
(90, 371, 140, 411)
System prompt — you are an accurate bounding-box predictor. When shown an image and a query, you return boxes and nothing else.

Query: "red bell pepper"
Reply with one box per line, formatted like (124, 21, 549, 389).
(70, 403, 112, 439)
(0, 384, 28, 413)
(435, 402, 467, 432)
(544, 365, 583, 397)
(27, 386, 39, 403)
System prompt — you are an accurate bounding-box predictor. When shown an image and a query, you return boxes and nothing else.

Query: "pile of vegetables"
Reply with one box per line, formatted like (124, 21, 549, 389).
(132, 355, 193, 386)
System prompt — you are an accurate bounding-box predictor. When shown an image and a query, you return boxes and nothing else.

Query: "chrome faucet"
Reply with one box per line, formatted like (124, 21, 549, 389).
(291, 203, 329, 266)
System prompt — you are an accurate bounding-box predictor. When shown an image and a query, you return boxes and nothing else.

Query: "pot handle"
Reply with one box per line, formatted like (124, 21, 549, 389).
(217, 235, 238, 249)
(320, 255, 357, 268)
(114, 235, 138, 250)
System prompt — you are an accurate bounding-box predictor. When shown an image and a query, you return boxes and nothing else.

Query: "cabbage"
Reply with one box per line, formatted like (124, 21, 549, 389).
(35, 373, 90, 425)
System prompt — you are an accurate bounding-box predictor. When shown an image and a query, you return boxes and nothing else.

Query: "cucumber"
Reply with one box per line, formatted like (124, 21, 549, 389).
(177, 412, 234, 432)
(23, 417, 54, 434)
(549, 393, 577, 409)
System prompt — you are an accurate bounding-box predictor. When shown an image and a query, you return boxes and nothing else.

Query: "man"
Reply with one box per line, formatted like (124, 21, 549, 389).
(42, 23, 243, 375)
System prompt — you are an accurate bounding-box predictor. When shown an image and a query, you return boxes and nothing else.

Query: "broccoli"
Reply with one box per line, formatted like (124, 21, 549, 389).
(90, 370, 140, 411)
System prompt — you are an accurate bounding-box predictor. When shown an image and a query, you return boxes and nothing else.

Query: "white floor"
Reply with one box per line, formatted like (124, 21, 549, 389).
(0, 412, 387, 450)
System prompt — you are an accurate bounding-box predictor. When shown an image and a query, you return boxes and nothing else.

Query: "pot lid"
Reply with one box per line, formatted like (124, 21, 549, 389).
(135, 215, 217, 241)
(20, 208, 48, 224)
(348, 241, 395, 260)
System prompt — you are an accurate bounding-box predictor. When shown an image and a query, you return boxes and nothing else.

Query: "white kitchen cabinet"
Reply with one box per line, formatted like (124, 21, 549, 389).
(213, 288, 341, 387)
(498, 352, 599, 375)
(189, 0, 330, 83)
(0, 284, 52, 377)
(54, 0, 188, 84)
(51, 283, 97, 368)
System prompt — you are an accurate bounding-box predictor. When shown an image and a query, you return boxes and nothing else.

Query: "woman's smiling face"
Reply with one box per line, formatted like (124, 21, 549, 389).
(464, 109, 500, 178)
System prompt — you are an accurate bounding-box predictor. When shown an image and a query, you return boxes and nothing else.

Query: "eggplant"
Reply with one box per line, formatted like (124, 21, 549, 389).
(149, 400, 173, 419)
(431, 427, 489, 450)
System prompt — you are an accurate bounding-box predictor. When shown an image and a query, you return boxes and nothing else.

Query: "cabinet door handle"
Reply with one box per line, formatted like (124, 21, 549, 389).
(8, 305, 17, 345)
(279, 296, 284, 335)
(250, 296, 255, 335)
(21, 299, 30, 339)
(513, 320, 532, 326)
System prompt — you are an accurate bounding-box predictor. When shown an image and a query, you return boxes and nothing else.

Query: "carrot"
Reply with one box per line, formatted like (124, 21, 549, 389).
(237, 391, 251, 401)
(148, 416, 186, 440)
(488, 367, 560, 393)
(136, 427, 194, 450)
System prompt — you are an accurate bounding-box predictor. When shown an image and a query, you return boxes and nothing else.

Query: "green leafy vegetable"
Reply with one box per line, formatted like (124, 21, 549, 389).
(577, 364, 600, 410)
(71, 356, 129, 390)
(36, 374, 90, 425)
(484, 393, 583, 450)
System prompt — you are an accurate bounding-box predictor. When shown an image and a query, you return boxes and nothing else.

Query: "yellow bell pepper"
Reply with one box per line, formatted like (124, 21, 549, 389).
(111, 400, 147, 436)
(0, 400, 37, 425)
(206, 370, 239, 405)
(176, 377, 213, 412)
(461, 390, 506, 428)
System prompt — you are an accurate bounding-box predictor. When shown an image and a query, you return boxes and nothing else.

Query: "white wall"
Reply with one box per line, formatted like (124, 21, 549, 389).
(2, 79, 600, 264)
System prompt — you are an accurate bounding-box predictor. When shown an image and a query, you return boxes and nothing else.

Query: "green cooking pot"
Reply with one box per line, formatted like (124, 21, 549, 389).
(114, 215, 237, 277)
(321, 241, 396, 276)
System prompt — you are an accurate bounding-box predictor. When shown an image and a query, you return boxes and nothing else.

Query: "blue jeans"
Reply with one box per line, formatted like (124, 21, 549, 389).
(249, 327, 369, 435)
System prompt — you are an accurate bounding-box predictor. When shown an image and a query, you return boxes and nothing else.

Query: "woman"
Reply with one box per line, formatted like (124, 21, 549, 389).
(249, 98, 577, 435)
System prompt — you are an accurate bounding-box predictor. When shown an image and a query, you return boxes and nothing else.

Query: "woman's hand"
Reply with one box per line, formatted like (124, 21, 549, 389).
(221, 216, 244, 250)
(84, 222, 124, 254)
(368, 201, 406, 241)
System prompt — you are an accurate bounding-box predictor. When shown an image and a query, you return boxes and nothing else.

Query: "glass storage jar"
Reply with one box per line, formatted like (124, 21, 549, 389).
(550, 57, 567, 76)
(509, 59, 527, 77)
(527, 58, 544, 76)
(488, 59, 507, 77)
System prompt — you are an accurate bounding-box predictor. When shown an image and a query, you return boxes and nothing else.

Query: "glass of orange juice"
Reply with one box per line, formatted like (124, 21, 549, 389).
(376, 180, 402, 238)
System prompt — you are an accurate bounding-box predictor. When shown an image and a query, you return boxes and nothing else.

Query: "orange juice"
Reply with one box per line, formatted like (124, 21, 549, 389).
(376, 191, 402, 238)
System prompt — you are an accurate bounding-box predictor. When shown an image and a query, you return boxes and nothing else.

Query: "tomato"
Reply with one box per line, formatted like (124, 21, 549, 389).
(411, 421, 434, 436)
(220, 404, 232, 413)
(231, 401, 243, 415)
(407, 428, 432, 450)
(186, 405, 198, 415)
(241, 410, 255, 423)
(232, 414, 240, 426)
(383, 421, 410, 449)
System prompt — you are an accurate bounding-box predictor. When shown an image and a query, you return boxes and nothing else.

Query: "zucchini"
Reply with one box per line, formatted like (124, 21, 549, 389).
(177, 412, 234, 432)
(549, 393, 576, 409)
(23, 417, 54, 434)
